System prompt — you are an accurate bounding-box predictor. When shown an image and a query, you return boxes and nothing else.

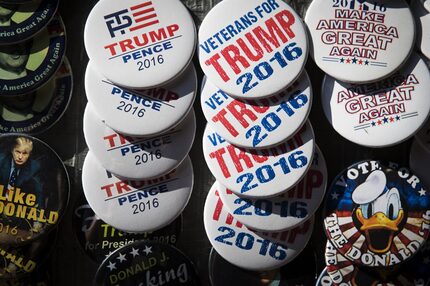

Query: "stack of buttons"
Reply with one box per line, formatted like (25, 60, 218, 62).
(199, 0, 326, 274)
(0, 0, 72, 135)
(305, 0, 430, 148)
(0, 0, 71, 283)
(0, 134, 70, 283)
(321, 160, 430, 285)
(82, 0, 200, 284)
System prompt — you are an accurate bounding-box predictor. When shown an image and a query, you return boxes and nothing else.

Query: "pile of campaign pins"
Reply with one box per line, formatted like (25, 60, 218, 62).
(81, 0, 201, 284)
(199, 0, 325, 275)
(0, 0, 71, 284)
(303, 0, 430, 284)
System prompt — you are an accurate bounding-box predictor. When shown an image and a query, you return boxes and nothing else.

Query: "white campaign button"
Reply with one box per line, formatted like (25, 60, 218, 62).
(305, 0, 415, 83)
(84, 0, 196, 89)
(410, 139, 430, 190)
(198, 0, 308, 99)
(85, 61, 197, 136)
(83, 103, 195, 180)
(200, 71, 312, 149)
(412, 0, 430, 60)
(203, 181, 314, 271)
(322, 53, 430, 147)
(422, 0, 430, 12)
(82, 152, 193, 233)
(203, 121, 315, 198)
(218, 145, 327, 232)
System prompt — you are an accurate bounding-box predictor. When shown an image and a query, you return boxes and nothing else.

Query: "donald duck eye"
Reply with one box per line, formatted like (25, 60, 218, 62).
(387, 193, 401, 220)
(361, 203, 373, 219)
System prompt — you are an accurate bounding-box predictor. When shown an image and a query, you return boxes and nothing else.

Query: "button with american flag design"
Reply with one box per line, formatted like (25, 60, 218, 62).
(84, 0, 196, 89)
(323, 160, 430, 268)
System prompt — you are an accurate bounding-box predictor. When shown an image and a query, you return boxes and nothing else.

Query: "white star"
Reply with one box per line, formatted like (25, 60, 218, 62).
(117, 253, 127, 263)
(419, 189, 427, 196)
(130, 248, 139, 257)
(105, 251, 113, 258)
(143, 246, 152, 255)
(331, 192, 340, 200)
(107, 261, 116, 271)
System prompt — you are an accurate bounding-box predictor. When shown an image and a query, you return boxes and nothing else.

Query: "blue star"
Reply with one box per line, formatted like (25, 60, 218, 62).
(371, 121, 376, 126)
(396, 115, 401, 121)
(365, 60, 369, 65)
(340, 58, 345, 63)
(383, 117, 388, 123)
(352, 57, 357, 64)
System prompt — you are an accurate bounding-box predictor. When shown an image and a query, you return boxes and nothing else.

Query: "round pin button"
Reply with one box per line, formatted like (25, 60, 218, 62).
(316, 268, 333, 286)
(203, 121, 315, 198)
(200, 70, 312, 149)
(218, 145, 327, 232)
(0, 134, 69, 246)
(198, 0, 308, 99)
(0, 57, 72, 134)
(410, 139, 430, 190)
(325, 240, 430, 285)
(0, 230, 55, 280)
(422, 0, 430, 12)
(322, 53, 430, 148)
(94, 240, 199, 286)
(0, 14, 66, 96)
(73, 193, 182, 263)
(0, 0, 59, 45)
(204, 181, 314, 271)
(412, 0, 430, 60)
(209, 246, 317, 286)
(0, 269, 50, 286)
(83, 103, 195, 180)
(84, 0, 196, 89)
(305, 0, 415, 83)
(85, 61, 196, 137)
(82, 152, 193, 233)
(324, 160, 430, 268)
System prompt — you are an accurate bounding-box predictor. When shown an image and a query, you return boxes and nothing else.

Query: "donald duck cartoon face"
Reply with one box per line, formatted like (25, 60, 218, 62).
(352, 170, 404, 254)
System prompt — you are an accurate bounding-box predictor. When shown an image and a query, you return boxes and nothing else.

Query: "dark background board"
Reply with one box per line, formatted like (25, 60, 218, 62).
(36, 0, 413, 285)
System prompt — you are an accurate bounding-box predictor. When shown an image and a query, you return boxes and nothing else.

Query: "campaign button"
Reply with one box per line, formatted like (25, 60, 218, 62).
(322, 53, 430, 147)
(83, 103, 195, 180)
(85, 61, 196, 137)
(0, 0, 59, 45)
(94, 240, 199, 286)
(200, 70, 312, 149)
(218, 145, 327, 232)
(0, 14, 66, 96)
(0, 57, 72, 135)
(0, 134, 69, 246)
(323, 160, 430, 268)
(203, 121, 315, 198)
(84, 0, 196, 89)
(325, 240, 430, 285)
(305, 0, 415, 83)
(412, 0, 430, 61)
(0, 269, 50, 286)
(73, 193, 182, 263)
(422, 0, 430, 12)
(316, 268, 334, 286)
(0, 230, 55, 280)
(82, 152, 193, 233)
(209, 245, 317, 286)
(410, 139, 430, 191)
(204, 181, 314, 271)
(198, 0, 308, 99)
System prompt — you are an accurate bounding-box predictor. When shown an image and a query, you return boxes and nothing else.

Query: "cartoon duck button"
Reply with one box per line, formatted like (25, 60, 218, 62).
(352, 170, 404, 254)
